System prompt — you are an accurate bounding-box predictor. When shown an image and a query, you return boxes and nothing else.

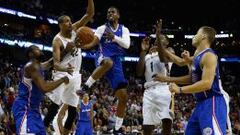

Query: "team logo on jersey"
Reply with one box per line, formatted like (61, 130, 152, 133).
(203, 127, 213, 135)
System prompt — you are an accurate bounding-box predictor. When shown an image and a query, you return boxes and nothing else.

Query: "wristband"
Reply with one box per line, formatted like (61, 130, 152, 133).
(179, 87, 183, 93)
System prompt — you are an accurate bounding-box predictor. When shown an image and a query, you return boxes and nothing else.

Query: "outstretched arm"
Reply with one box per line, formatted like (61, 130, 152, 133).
(154, 74, 191, 85)
(41, 58, 53, 70)
(161, 49, 191, 67)
(154, 19, 168, 62)
(154, 19, 192, 66)
(80, 25, 105, 49)
(169, 52, 217, 94)
(136, 37, 150, 77)
(25, 63, 69, 93)
(72, 0, 95, 31)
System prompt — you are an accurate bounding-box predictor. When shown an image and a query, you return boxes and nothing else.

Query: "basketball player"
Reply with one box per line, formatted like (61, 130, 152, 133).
(136, 36, 173, 135)
(159, 26, 227, 134)
(44, 0, 94, 134)
(155, 44, 233, 135)
(153, 20, 232, 135)
(75, 93, 94, 135)
(12, 45, 69, 135)
(80, 6, 130, 132)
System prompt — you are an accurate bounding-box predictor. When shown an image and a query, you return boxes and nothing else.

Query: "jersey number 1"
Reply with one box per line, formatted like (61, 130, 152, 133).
(150, 62, 154, 72)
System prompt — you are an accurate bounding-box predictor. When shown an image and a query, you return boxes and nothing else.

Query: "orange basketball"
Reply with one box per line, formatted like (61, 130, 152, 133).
(75, 26, 94, 47)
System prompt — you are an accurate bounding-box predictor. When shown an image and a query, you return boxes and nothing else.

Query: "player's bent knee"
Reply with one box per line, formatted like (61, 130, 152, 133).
(64, 106, 77, 130)
(116, 82, 128, 90)
(102, 59, 113, 69)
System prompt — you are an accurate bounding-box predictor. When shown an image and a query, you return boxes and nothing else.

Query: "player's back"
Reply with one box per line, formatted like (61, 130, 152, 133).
(191, 48, 223, 101)
(144, 52, 170, 86)
(98, 24, 126, 57)
(13, 63, 44, 112)
(54, 31, 82, 75)
(78, 102, 92, 122)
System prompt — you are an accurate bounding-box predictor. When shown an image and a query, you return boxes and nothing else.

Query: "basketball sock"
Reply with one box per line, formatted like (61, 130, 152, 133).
(85, 76, 96, 88)
(115, 116, 123, 130)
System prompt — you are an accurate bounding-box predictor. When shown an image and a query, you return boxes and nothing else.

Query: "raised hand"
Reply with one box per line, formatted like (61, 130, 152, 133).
(155, 19, 163, 38)
(141, 37, 150, 52)
(181, 50, 191, 61)
(75, 36, 83, 47)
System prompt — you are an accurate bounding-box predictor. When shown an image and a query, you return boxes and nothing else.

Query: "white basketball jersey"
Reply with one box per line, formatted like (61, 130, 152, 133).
(144, 52, 172, 87)
(54, 31, 82, 74)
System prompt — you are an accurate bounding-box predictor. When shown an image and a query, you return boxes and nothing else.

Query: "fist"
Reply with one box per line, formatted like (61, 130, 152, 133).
(62, 76, 69, 84)
(169, 83, 180, 94)
(181, 50, 191, 61)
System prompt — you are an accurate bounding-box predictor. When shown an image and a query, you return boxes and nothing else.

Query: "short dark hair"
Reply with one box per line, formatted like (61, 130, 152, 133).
(108, 6, 120, 14)
(57, 15, 69, 24)
(25, 45, 35, 59)
(200, 26, 216, 44)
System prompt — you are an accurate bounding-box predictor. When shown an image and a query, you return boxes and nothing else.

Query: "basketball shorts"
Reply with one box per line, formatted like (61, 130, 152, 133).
(47, 72, 81, 108)
(142, 84, 172, 125)
(12, 101, 46, 135)
(96, 54, 128, 91)
(185, 96, 227, 135)
(75, 121, 93, 135)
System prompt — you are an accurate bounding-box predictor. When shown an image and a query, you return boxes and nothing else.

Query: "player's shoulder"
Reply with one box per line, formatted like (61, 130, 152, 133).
(201, 51, 218, 64)
(52, 34, 63, 45)
(97, 25, 107, 30)
(145, 54, 152, 61)
(203, 51, 217, 59)
(53, 34, 60, 42)
(120, 24, 129, 31)
(25, 62, 39, 74)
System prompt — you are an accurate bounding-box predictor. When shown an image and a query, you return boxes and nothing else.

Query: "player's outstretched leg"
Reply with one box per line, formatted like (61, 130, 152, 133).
(114, 88, 128, 130)
(81, 59, 113, 93)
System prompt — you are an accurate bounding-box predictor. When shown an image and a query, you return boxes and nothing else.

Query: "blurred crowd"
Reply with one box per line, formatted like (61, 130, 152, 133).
(1, 0, 240, 33)
(0, 51, 240, 135)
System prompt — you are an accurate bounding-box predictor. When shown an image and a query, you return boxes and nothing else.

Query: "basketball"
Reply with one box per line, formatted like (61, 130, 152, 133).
(75, 26, 94, 47)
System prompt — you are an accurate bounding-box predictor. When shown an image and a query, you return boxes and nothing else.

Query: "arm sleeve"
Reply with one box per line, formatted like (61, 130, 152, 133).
(112, 26, 131, 49)
(94, 25, 106, 40)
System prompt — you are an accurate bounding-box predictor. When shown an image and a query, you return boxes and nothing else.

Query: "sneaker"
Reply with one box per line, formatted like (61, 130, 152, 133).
(76, 84, 91, 96)
(113, 127, 123, 135)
